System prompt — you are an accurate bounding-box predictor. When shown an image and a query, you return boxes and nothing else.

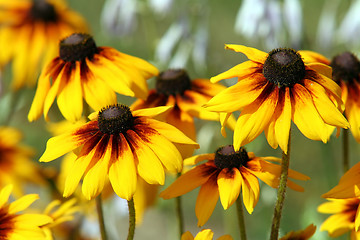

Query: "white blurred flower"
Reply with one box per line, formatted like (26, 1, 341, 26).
(235, 0, 303, 49)
(101, 0, 138, 36)
(149, 0, 173, 15)
(337, 0, 360, 47)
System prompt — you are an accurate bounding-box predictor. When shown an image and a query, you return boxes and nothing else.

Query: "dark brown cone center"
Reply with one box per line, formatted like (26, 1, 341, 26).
(214, 145, 249, 170)
(29, 0, 57, 22)
(98, 104, 134, 135)
(155, 69, 192, 96)
(263, 48, 306, 87)
(331, 52, 360, 83)
(59, 33, 98, 62)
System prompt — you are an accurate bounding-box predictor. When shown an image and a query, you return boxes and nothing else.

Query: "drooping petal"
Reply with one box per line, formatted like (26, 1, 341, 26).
(127, 130, 165, 185)
(274, 87, 292, 153)
(240, 168, 260, 214)
(82, 136, 113, 200)
(233, 86, 278, 150)
(292, 83, 329, 142)
(108, 134, 137, 201)
(217, 168, 241, 210)
(225, 44, 268, 63)
(195, 175, 219, 227)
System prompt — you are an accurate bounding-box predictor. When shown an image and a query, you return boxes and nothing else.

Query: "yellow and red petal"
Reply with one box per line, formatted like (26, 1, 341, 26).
(217, 168, 242, 210)
(108, 134, 137, 201)
(320, 214, 353, 237)
(274, 87, 292, 153)
(205, 74, 267, 112)
(240, 168, 260, 214)
(160, 164, 217, 199)
(195, 175, 219, 227)
(233, 86, 278, 150)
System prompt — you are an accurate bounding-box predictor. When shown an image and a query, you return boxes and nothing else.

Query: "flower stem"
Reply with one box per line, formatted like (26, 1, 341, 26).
(175, 172, 184, 237)
(236, 197, 247, 240)
(270, 133, 291, 240)
(342, 129, 349, 173)
(95, 195, 107, 240)
(127, 198, 136, 240)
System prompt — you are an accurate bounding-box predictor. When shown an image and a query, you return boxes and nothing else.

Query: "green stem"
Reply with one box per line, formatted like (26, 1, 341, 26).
(127, 198, 136, 240)
(175, 172, 184, 237)
(342, 128, 349, 173)
(236, 197, 247, 240)
(95, 195, 107, 240)
(270, 133, 291, 240)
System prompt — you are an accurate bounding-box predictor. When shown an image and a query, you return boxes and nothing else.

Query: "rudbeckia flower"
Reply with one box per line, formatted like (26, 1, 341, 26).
(181, 229, 233, 240)
(160, 145, 309, 226)
(39, 104, 199, 200)
(322, 161, 360, 199)
(318, 197, 360, 239)
(279, 224, 316, 240)
(28, 32, 159, 122)
(331, 52, 360, 142)
(132, 68, 235, 157)
(0, 0, 87, 89)
(0, 184, 53, 239)
(0, 126, 44, 196)
(204, 45, 349, 153)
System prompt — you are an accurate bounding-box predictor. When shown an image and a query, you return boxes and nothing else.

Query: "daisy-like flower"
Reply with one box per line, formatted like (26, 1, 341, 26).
(181, 229, 233, 240)
(41, 198, 80, 240)
(0, 126, 44, 196)
(318, 197, 360, 239)
(331, 52, 360, 142)
(0, 184, 53, 239)
(204, 45, 349, 153)
(39, 103, 199, 200)
(0, 0, 87, 89)
(279, 224, 316, 240)
(131, 69, 235, 157)
(322, 161, 360, 199)
(160, 145, 309, 226)
(28, 33, 159, 122)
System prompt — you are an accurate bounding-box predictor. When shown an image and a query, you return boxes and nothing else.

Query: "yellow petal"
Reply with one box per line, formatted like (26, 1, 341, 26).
(160, 164, 215, 199)
(233, 86, 278, 150)
(109, 134, 137, 201)
(292, 83, 329, 142)
(195, 178, 219, 227)
(194, 229, 214, 240)
(82, 136, 112, 200)
(205, 74, 267, 112)
(241, 168, 259, 214)
(14, 213, 52, 226)
(217, 168, 241, 210)
(57, 61, 83, 121)
(225, 44, 268, 63)
(0, 184, 13, 208)
(181, 231, 194, 240)
(133, 106, 173, 118)
(306, 63, 332, 79)
(299, 50, 330, 64)
(210, 60, 260, 83)
(274, 87, 292, 153)
(8, 194, 39, 214)
(184, 153, 215, 166)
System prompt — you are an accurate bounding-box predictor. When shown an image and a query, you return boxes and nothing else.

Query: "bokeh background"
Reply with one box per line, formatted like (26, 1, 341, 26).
(1, 0, 360, 239)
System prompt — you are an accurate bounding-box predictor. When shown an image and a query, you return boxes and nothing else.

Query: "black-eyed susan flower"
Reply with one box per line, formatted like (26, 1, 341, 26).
(279, 224, 316, 240)
(318, 197, 360, 239)
(160, 145, 309, 226)
(331, 52, 360, 142)
(0, 126, 44, 196)
(131, 69, 235, 157)
(28, 33, 159, 122)
(181, 229, 233, 240)
(0, 0, 87, 89)
(204, 45, 349, 153)
(39, 104, 198, 200)
(0, 184, 53, 239)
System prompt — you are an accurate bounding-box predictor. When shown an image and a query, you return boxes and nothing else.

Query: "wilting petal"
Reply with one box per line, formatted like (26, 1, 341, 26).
(240, 168, 259, 214)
